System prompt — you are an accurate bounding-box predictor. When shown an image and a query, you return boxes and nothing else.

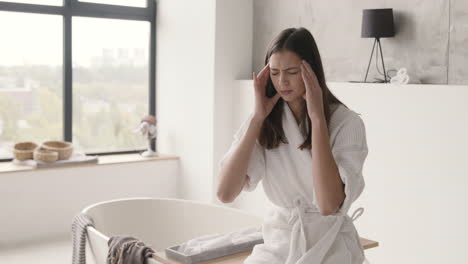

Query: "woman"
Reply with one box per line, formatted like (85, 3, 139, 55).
(217, 27, 368, 264)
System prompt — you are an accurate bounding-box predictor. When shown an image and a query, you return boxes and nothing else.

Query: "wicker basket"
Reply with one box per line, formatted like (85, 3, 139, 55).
(13, 142, 38, 161)
(33, 148, 59, 163)
(41, 141, 74, 160)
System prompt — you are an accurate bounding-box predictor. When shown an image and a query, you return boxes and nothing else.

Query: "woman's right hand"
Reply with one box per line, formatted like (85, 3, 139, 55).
(253, 64, 281, 121)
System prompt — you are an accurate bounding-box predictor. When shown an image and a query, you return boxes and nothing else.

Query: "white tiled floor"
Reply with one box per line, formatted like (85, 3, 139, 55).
(0, 239, 71, 264)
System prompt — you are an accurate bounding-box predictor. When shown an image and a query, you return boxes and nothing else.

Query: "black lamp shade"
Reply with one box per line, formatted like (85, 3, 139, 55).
(361, 8, 395, 38)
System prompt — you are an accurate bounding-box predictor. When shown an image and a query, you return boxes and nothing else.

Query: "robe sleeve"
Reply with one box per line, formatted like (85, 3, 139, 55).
(218, 114, 266, 192)
(331, 114, 368, 215)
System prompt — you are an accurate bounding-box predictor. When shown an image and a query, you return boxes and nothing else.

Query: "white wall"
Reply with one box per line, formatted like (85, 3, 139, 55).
(225, 80, 273, 218)
(328, 82, 468, 263)
(0, 160, 179, 248)
(156, 0, 216, 202)
(0, 0, 253, 248)
(1, 0, 222, 248)
(212, 0, 253, 205)
(229, 80, 468, 263)
(156, 0, 255, 204)
(1, 0, 219, 246)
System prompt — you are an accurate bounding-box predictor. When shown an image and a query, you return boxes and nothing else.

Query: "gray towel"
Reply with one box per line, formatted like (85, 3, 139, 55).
(71, 213, 95, 264)
(107, 236, 156, 264)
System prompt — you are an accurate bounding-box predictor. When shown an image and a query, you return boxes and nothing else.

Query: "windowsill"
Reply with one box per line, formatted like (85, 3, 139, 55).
(0, 153, 179, 174)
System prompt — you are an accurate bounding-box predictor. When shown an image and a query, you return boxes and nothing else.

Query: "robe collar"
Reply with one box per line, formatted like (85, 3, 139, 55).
(283, 102, 306, 148)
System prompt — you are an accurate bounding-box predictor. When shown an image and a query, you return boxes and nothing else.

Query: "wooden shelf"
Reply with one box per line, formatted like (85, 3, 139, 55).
(0, 153, 179, 174)
(152, 237, 379, 264)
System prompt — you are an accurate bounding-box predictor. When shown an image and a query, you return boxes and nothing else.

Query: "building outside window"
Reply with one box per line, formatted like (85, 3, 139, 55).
(0, 0, 156, 161)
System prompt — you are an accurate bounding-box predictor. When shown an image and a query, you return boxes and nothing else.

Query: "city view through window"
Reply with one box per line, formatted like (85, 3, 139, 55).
(0, 11, 149, 159)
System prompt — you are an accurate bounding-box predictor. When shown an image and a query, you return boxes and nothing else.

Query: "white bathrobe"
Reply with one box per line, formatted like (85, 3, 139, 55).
(219, 102, 368, 264)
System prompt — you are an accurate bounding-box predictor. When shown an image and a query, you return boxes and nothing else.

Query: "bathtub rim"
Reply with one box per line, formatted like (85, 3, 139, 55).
(82, 197, 263, 264)
(81, 196, 261, 218)
(81, 196, 263, 241)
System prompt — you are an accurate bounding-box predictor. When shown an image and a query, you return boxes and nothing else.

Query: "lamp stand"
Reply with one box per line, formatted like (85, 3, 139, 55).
(364, 37, 388, 83)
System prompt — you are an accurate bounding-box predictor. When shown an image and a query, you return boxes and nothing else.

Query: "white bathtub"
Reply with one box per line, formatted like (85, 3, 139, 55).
(81, 197, 263, 264)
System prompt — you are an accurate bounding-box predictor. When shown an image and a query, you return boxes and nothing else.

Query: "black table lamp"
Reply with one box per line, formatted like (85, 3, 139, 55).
(361, 8, 395, 83)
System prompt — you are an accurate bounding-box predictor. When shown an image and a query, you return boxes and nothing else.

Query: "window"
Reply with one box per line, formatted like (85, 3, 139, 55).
(0, 12, 63, 159)
(73, 17, 149, 153)
(0, 0, 61, 5)
(79, 0, 146, 8)
(0, 0, 156, 161)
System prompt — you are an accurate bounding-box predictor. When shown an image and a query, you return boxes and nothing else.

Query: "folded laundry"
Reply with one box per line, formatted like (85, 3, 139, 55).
(230, 226, 263, 245)
(176, 226, 262, 256)
(107, 235, 156, 264)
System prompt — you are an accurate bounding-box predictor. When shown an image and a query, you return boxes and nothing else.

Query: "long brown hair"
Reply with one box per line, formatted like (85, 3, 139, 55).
(258, 27, 347, 150)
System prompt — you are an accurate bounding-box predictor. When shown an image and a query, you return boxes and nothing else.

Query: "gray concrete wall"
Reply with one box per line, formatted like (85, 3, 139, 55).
(253, 0, 467, 84)
(449, 0, 468, 84)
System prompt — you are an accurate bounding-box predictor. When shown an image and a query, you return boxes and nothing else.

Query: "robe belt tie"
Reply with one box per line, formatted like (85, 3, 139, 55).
(278, 197, 364, 264)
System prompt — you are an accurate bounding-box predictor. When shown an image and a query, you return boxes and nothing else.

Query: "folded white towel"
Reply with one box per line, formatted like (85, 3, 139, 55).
(177, 226, 262, 255)
(231, 232, 262, 245)
(179, 233, 231, 255)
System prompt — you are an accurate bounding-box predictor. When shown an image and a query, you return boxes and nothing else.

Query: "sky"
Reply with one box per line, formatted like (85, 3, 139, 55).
(0, 1, 149, 67)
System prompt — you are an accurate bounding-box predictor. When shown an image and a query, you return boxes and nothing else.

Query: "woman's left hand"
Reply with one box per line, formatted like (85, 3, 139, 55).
(301, 60, 325, 120)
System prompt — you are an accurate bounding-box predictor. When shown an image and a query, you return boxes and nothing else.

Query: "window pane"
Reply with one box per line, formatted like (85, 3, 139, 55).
(0, 12, 62, 160)
(0, 0, 62, 6)
(73, 17, 149, 153)
(78, 0, 146, 8)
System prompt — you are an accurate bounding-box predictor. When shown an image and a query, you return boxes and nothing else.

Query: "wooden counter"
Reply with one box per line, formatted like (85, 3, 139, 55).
(152, 237, 379, 264)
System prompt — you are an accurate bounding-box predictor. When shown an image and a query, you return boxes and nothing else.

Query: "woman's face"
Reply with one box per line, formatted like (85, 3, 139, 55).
(268, 50, 306, 102)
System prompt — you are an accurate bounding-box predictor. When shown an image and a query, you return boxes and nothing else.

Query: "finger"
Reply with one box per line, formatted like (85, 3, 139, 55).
(270, 92, 281, 104)
(259, 70, 270, 85)
(302, 60, 313, 75)
(258, 64, 268, 75)
(302, 60, 318, 84)
(253, 72, 260, 93)
(301, 64, 311, 87)
(302, 60, 319, 85)
(302, 62, 320, 90)
(257, 64, 270, 79)
(258, 64, 270, 81)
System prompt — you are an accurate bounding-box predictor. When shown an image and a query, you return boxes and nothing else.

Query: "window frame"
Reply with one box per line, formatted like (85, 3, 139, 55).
(0, 0, 157, 162)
